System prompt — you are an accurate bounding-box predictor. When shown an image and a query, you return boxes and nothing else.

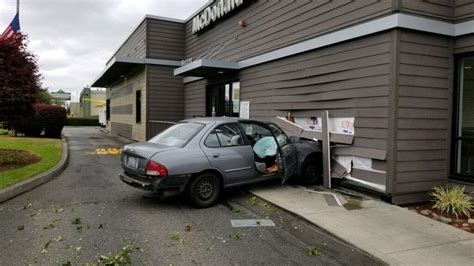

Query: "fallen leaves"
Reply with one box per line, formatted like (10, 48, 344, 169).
(248, 196, 259, 206)
(71, 217, 84, 232)
(170, 231, 180, 241)
(97, 245, 133, 265)
(306, 246, 321, 256)
(185, 224, 192, 232)
(43, 223, 56, 230)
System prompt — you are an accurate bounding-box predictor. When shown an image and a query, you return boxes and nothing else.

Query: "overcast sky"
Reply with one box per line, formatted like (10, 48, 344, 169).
(0, 0, 207, 99)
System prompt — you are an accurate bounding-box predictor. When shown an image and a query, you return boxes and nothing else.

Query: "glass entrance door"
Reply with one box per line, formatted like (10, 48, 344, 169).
(454, 56, 474, 180)
(206, 81, 240, 117)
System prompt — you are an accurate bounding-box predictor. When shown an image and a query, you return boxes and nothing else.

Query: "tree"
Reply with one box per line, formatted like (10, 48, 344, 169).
(37, 89, 52, 104)
(0, 34, 42, 129)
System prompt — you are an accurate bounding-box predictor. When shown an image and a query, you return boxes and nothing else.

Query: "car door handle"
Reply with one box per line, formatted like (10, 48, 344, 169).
(212, 153, 220, 158)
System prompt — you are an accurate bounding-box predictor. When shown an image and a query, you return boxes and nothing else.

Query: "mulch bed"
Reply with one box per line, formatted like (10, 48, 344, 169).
(0, 149, 41, 172)
(407, 202, 474, 233)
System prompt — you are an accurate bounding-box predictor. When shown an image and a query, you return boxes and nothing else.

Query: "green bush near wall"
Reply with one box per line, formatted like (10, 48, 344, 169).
(65, 117, 99, 126)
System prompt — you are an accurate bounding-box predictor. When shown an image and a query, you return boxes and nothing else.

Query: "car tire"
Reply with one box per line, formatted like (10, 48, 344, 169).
(187, 172, 221, 208)
(298, 155, 322, 185)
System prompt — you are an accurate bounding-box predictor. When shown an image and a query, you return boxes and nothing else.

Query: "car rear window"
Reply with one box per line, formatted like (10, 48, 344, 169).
(148, 122, 204, 148)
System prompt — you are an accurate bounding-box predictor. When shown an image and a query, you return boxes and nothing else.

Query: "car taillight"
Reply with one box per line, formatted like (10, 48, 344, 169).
(146, 160, 168, 176)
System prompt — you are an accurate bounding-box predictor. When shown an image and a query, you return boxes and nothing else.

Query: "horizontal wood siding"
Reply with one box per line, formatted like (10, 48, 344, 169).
(454, 0, 474, 21)
(184, 0, 392, 62)
(395, 30, 452, 194)
(454, 34, 474, 54)
(111, 122, 133, 139)
(239, 32, 392, 159)
(147, 65, 184, 122)
(147, 19, 185, 60)
(400, 0, 453, 20)
(114, 21, 147, 59)
(184, 79, 206, 118)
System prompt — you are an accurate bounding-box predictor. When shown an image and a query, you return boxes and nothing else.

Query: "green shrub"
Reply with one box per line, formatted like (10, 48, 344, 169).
(65, 117, 99, 126)
(430, 185, 473, 218)
(36, 104, 67, 138)
(13, 104, 66, 138)
(0, 128, 11, 135)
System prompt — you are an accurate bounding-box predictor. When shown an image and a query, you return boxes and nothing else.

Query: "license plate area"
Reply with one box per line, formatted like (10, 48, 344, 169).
(126, 155, 139, 169)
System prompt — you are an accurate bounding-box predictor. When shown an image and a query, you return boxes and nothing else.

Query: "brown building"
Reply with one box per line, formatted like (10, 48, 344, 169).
(91, 0, 474, 204)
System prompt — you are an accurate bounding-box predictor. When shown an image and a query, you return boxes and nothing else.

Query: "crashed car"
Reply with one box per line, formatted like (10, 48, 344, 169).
(120, 117, 322, 208)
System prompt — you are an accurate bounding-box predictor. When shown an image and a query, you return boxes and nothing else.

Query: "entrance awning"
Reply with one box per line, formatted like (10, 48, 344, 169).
(173, 59, 239, 77)
(91, 57, 181, 87)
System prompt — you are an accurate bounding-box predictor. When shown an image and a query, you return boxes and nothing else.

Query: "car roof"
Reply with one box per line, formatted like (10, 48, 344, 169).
(181, 117, 253, 124)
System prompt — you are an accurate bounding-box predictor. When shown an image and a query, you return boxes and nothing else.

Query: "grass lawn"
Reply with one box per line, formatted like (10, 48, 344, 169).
(0, 136, 62, 189)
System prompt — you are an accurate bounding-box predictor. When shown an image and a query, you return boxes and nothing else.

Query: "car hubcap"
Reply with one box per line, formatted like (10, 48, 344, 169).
(197, 180, 214, 200)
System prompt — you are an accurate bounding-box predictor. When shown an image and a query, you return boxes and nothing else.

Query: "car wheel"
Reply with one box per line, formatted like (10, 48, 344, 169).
(187, 172, 221, 208)
(299, 155, 322, 185)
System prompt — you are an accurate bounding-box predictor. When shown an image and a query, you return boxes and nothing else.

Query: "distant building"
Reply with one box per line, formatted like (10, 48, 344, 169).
(79, 87, 106, 117)
(50, 89, 71, 107)
(69, 102, 81, 117)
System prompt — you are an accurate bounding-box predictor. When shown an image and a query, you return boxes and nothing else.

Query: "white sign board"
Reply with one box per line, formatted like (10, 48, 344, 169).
(294, 117, 354, 135)
(239, 101, 250, 119)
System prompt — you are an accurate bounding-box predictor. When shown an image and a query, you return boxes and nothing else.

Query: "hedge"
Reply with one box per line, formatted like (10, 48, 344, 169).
(65, 117, 99, 126)
(14, 104, 67, 138)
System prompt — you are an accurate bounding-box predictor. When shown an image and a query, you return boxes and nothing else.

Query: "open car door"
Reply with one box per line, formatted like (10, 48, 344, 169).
(268, 123, 298, 183)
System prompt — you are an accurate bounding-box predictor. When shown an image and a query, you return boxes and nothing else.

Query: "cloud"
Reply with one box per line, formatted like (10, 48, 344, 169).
(0, 0, 208, 95)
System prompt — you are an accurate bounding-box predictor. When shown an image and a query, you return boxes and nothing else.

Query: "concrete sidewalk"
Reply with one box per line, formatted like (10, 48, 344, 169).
(249, 184, 474, 265)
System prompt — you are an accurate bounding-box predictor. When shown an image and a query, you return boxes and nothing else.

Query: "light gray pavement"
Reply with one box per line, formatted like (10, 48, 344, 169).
(249, 184, 474, 265)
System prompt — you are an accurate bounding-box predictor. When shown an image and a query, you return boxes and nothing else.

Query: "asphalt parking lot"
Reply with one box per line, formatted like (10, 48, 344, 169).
(0, 127, 381, 265)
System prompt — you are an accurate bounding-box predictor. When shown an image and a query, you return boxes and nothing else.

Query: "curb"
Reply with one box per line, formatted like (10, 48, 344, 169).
(0, 136, 69, 203)
(247, 190, 398, 265)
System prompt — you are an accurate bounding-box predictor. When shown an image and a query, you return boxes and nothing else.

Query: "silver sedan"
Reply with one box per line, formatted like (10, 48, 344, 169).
(120, 117, 322, 208)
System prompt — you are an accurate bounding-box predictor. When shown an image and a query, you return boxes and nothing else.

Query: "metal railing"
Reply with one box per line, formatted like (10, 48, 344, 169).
(147, 120, 176, 139)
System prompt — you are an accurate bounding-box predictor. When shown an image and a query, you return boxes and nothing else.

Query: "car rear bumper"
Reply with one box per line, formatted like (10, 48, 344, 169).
(119, 171, 191, 196)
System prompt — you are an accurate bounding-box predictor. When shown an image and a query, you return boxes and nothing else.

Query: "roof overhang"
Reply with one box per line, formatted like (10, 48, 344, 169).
(91, 57, 181, 87)
(173, 59, 239, 77)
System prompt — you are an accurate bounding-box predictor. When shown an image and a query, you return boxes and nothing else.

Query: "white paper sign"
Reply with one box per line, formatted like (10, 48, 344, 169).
(239, 101, 250, 119)
(293, 117, 354, 135)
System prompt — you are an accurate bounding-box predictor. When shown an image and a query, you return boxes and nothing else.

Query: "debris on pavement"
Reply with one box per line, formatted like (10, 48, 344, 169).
(306, 246, 321, 256)
(170, 231, 180, 241)
(230, 219, 276, 227)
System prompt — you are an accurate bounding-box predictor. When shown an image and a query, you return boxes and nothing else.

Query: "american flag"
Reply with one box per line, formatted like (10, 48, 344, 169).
(0, 13, 20, 41)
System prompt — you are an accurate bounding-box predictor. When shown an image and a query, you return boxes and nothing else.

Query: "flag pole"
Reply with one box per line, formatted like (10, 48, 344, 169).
(17, 0, 19, 14)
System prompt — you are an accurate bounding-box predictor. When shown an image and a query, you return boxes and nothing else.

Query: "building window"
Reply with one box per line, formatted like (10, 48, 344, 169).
(106, 99, 110, 121)
(453, 56, 474, 181)
(136, 90, 141, 123)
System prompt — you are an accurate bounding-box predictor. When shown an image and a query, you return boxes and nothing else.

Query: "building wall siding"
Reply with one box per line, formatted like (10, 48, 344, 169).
(147, 65, 184, 121)
(454, 0, 474, 21)
(399, 0, 453, 21)
(393, 30, 452, 199)
(147, 19, 185, 60)
(239, 32, 392, 158)
(454, 34, 474, 54)
(184, 0, 393, 62)
(111, 122, 133, 140)
(108, 68, 147, 141)
(184, 79, 206, 119)
(114, 21, 147, 59)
